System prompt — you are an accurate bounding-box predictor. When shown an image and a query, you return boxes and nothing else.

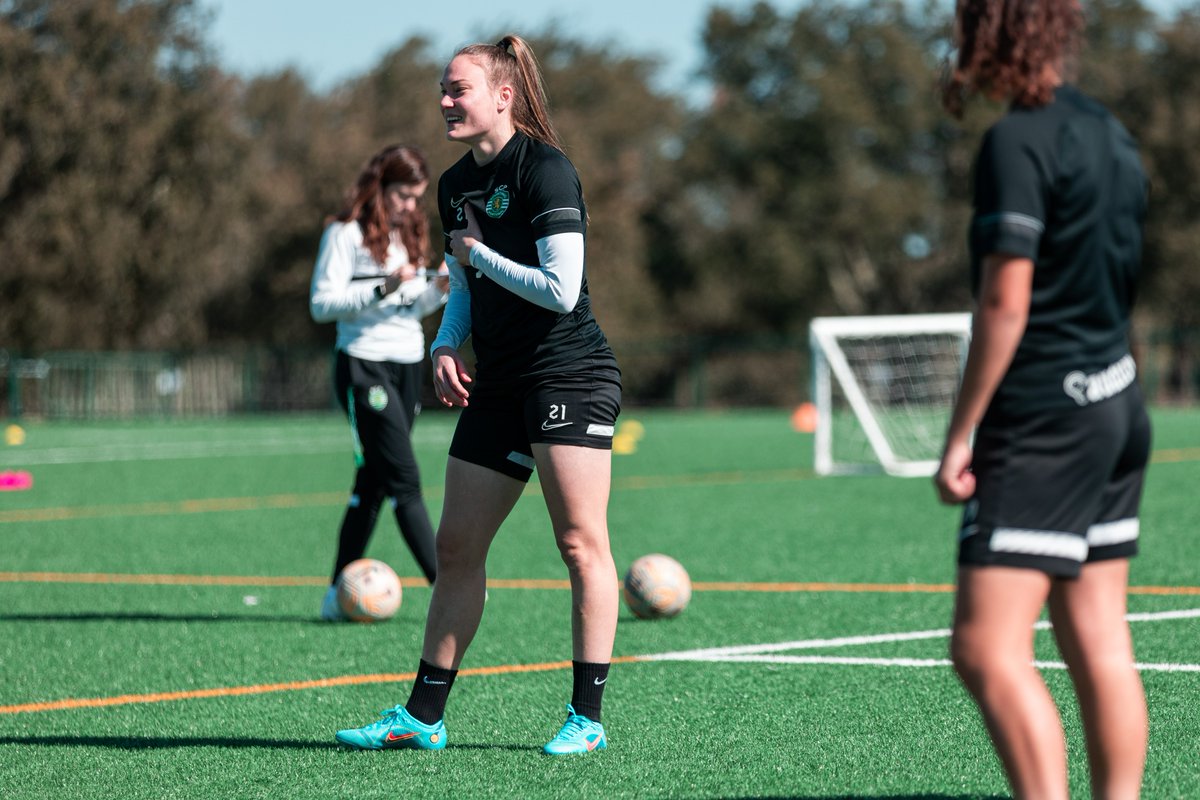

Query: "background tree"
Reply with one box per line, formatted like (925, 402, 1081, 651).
(1112, 3, 1200, 396)
(2, 0, 1197, 406)
(0, 0, 254, 349)
(644, 0, 968, 343)
(202, 34, 677, 359)
(205, 39, 449, 348)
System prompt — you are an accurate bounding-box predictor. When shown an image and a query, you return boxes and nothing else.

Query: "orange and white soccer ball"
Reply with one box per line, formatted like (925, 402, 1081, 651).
(623, 554, 691, 619)
(336, 558, 402, 622)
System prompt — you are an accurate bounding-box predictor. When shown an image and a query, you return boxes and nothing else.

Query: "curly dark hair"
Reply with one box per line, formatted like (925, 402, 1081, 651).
(333, 145, 431, 267)
(942, 0, 1085, 118)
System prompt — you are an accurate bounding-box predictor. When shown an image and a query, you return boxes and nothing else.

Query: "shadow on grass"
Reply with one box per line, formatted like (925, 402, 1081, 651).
(0, 736, 338, 750)
(0, 736, 531, 753)
(722, 796, 1006, 800)
(0, 612, 326, 624)
(448, 742, 540, 753)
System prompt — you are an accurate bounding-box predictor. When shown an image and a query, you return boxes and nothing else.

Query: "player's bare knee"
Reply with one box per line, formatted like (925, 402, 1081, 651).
(949, 630, 1001, 687)
(554, 527, 606, 571)
(434, 532, 486, 573)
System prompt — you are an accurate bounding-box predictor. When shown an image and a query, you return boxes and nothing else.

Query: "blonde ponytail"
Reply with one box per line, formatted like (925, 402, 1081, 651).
(456, 34, 564, 152)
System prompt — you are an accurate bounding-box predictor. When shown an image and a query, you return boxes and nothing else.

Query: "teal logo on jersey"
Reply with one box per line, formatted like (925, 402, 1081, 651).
(367, 385, 388, 412)
(485, 185, 510, 218)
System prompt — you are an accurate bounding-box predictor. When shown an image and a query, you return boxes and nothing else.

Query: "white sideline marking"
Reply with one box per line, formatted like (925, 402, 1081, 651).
(641, 627, 953, 661)
(15, 439, 346, 465)
(12, 429, 450, 465)
(642, 608, 1200, 674)
(1125, 608, 1200, 622)
(659, 654, 1200, 674)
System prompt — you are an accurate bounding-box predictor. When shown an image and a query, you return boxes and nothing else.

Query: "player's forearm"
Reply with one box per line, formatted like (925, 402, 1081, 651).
(947, 302, 1027, 443)
(467, 233, 583, 313)
(429, 259, 471, 354)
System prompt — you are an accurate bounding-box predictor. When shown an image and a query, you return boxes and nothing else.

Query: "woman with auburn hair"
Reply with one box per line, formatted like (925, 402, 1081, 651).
(335, 34, 621, 755)
(936, 1, 1150, 798)
(310, 145, 447, 618)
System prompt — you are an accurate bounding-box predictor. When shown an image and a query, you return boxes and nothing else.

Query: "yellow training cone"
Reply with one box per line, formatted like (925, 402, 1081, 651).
(4, 425, 24, 446)
(612, 434, 637, 455)
(617, 419, 645, 440)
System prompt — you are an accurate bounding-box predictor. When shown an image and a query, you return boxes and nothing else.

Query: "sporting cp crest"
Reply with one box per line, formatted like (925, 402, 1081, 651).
(485, 185, 510, 218)
(367, 385, 388, 412)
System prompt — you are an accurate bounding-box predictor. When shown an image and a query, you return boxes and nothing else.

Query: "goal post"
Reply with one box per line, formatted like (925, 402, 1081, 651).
(809, 313, 972, 477)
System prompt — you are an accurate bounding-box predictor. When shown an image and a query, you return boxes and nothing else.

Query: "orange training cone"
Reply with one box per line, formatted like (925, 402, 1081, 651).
(791, 402, 817, 433)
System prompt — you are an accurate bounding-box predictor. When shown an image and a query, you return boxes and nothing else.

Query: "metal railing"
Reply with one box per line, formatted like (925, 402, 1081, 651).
(1, 328, 1196, 420)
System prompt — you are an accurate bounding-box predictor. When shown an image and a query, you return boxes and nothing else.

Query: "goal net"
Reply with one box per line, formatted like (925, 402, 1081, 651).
(809, 313, 972, 477)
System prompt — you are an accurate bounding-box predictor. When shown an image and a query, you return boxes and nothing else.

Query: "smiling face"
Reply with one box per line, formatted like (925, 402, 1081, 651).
(440, 54, 513, 151)
(382, 180, 427, 226)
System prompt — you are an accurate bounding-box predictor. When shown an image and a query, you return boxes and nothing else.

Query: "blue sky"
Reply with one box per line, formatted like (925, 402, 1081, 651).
(203, 0, 1188, 98)
(202, 0, 774, 97)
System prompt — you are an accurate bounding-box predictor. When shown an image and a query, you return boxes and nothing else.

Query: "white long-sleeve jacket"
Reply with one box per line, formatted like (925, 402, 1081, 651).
(309, 221, 447, 364)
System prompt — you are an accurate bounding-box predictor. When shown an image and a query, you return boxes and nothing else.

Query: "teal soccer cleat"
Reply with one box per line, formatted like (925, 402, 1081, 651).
(542, 704, 606, 755)
(335, 705, 446, 751)
(320, 585, 346, 622)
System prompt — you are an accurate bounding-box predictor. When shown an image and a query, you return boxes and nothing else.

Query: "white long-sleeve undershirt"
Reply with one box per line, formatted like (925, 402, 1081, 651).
(470, 232, 584, 313)
(429, 258, 472, 354)
(429, 232, 585, 356)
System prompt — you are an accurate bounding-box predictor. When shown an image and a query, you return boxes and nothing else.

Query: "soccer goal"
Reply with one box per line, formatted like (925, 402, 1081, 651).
(809, 313, 972, 477)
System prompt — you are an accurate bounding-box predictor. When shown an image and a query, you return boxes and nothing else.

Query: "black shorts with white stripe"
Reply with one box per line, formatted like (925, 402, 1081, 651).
(448, 355, 622, 483)
(957, 382, 1151, 577)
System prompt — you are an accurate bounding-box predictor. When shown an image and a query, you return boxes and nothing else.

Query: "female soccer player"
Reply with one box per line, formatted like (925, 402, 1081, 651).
(310, 145, 447, 619)
(335, 35, 621, 755)
(936, 2, 1150, 798)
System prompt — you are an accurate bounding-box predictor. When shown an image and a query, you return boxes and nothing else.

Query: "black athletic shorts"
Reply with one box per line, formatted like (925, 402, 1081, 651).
(448, 356, 622, 482)
(957, 383, 1151, 577)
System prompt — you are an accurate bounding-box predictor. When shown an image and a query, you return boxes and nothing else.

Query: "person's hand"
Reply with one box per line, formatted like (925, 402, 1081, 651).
(432, 346, 472, 407)
(377, 263, 415, 298)
(433, 261, 449, 294)
(934, 439, 975, 504)
(448, 203, 482, 266)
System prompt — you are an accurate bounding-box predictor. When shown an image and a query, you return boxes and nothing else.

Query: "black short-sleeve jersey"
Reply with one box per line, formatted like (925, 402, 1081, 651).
(438, 133, 612, 381)
(970, 85, 1148, 415)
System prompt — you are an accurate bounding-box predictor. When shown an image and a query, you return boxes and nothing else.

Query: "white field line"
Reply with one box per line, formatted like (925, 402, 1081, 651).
(11, 438, 346, 465)
(642, 627, 954, 661)
(7, 429, 450, 465)
(659, 654, 1200, 674)
(641, 607, 1200, 674)
(1125, 608, 1200, 622)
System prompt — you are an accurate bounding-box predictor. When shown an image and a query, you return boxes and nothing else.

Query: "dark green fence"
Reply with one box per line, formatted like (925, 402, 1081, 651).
(2, 328, 1196, 420)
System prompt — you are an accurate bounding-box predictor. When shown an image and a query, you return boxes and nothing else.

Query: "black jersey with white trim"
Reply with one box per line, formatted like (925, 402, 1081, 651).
(970, 85, 1148, 415)
(438, 133, 611, 381)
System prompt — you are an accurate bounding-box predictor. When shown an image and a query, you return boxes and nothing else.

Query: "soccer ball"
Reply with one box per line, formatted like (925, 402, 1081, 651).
(336, 558, 402, 622)
(623, 554, 691, 619)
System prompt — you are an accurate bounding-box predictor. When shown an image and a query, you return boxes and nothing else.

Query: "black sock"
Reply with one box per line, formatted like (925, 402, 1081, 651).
(392, 497, 438, 583)
(405, 659, 457, 725)
(570, 661, 609, 723)
(331, 494, 382, 582)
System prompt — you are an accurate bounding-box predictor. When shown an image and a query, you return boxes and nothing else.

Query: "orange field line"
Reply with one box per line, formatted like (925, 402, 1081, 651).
(4, 449, 1198, 526)
(1152, 447, 1200, 464)
(1128, 585, 1200, 596)
(0, 571, 430, 588)
(0, 571, 1196, 596)
(0, 571, 325, 587)
(0, 469, 822, 525)
(0, 492, 350, 524)
(0, 655, 644, 716)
